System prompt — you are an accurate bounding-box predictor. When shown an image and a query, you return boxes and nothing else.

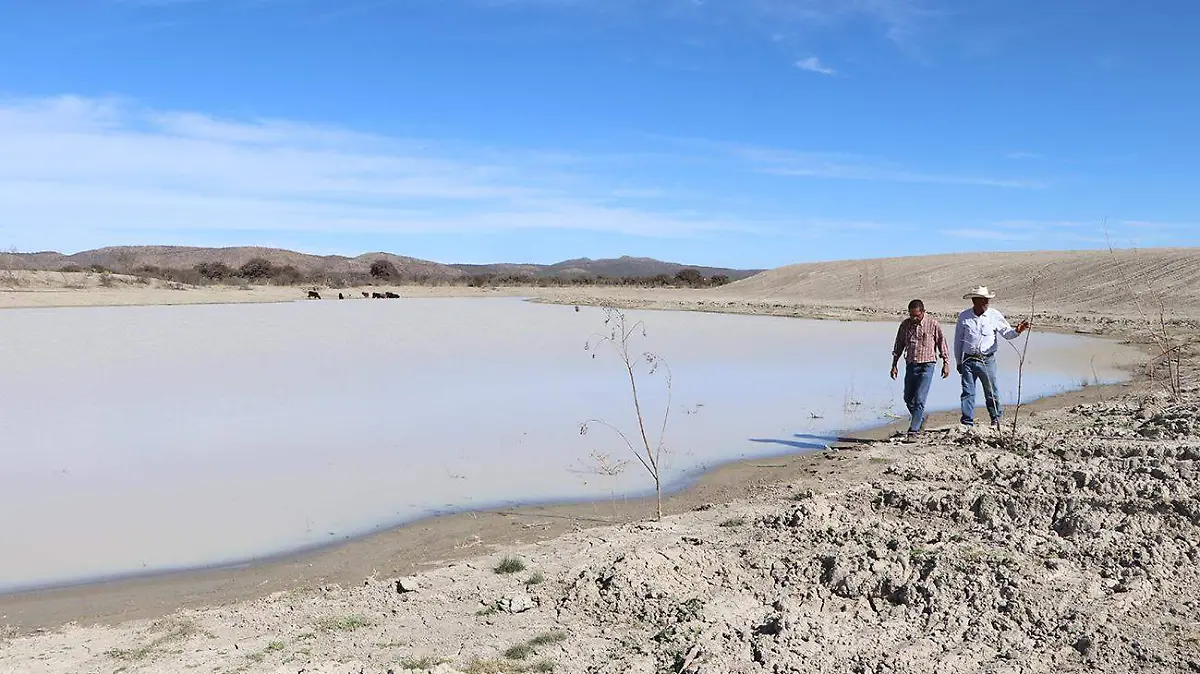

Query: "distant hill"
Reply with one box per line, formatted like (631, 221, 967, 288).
(0, 246, 760, 281)
(719, 248, 1200, 315)
(450, 256, 761, 280)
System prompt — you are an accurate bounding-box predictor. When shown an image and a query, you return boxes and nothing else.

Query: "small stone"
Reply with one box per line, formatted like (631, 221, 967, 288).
(499, 592, 536, 614)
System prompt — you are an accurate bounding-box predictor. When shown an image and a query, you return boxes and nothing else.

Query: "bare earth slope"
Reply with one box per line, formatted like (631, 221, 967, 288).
(720, 248, 1200, 316)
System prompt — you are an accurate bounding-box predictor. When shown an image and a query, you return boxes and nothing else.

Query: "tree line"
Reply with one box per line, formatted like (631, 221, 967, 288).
(59, 258, 735, 289)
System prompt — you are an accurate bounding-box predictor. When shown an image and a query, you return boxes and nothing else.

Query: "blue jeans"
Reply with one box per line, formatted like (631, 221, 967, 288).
(960, 355, 1001, 425)
(903, 361, 936, 432)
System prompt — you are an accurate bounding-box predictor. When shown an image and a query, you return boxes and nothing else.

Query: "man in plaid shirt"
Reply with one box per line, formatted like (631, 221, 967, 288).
(890, 299, 950, 436)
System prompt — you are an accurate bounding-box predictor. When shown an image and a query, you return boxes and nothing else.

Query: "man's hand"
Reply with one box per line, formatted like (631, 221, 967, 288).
(956, 362, 963, 375)
(941, 361, 950, 379)
(1017, 319, 1031, 334)
(890, 364, 898, 380)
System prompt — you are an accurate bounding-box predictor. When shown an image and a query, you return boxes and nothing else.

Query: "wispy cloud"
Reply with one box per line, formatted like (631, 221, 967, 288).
(795, 56, 837, 76)
(703, 141, 1048, 189)
(943, 228, 1033, 242)
(0, 95, 758, 245)
(942, 220, 1185, 246)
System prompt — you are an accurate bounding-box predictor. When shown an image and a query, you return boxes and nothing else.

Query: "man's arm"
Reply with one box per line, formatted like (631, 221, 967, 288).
(933, 321, 949, 361)
(953, 315, 965, 366)
(993, 310, 1021, 340)
(891, 323, 906, 379)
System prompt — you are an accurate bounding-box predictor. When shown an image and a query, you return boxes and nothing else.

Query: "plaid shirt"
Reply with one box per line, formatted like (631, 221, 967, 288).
(893, 316, 948, 364)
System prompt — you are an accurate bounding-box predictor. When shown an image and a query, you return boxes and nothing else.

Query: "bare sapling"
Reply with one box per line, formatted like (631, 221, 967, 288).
(1005, 268, 1045, 437)
(1103, 221, 1184, 398)
(580, 307, 673, 521)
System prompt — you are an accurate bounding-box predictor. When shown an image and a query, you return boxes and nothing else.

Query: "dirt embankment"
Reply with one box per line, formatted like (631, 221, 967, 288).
(3, 375, 1198, 673)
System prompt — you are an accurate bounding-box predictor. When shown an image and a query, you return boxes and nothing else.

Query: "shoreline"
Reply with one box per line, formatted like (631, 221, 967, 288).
(0, 340, 1147, 633)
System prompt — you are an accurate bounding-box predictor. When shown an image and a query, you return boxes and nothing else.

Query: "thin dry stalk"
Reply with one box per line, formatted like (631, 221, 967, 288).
(581, 307, 672, 520)
(1103, 221, 1183, 398)
(1005, 269, 1044, 437)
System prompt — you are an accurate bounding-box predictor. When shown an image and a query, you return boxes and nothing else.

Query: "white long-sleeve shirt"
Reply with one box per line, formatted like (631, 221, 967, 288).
(954, 307, 1020, 365)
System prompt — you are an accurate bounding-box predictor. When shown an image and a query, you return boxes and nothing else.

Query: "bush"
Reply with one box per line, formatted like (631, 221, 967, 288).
(59, 264, 83, 273)
(194, 262, 234, 281)
(494, 557, 525, 574)
(709, 274, 731, 286)
(674, 268, 706, 287)
(271, 265, 303, 285)
(370, 259, 399, 280)
(239, 257, 276, 281)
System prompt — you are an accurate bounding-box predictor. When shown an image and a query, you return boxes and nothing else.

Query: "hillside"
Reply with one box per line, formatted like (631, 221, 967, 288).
(0, 247, 757, 281)
(720, 248, 1200, 315)
(450, 255, 760, 280)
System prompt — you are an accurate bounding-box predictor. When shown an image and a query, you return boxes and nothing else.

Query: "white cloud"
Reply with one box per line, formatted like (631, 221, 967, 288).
(708, 141, 1047, 189)
(943, 228, 1033, 242)
(795, 56, 837, 76)
(0, 95, 755, 245)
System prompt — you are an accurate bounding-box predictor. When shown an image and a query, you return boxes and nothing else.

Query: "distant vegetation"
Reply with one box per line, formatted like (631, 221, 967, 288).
(63, 257, 735, 289)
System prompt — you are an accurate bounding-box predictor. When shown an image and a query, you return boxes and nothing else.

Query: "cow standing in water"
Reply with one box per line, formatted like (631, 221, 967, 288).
(307, 290, 321, 300)
(338, 292, 344, 300)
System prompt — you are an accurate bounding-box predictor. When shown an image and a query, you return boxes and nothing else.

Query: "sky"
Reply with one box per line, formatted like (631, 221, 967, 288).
(0, 0, 1197, 268)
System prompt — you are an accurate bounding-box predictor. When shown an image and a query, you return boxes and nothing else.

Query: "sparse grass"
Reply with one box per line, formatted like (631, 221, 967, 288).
(247, 652, 266, 663)
(527, 631, 567, 647)
(503, 643, 534, 660)
(266, 641, 285, 652)
(475, 603, 499, 617)
(789, 489, 814, 501)
(465, 658, 523, 674)
(532, 661, 556, 673)
(315, 615, 371, 633)
(719, 516, 747, 528)
(105, 619, 200, 662)
(524, 572, 545, 586)
(868, 457, 894, 464)
(494, 557, 526, 574)
(399, 655, 451, 670)
(295, 632, 316, 641)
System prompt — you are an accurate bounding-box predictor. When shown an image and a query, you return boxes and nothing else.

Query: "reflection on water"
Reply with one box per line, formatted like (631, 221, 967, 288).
(0, 298, 1139, 591)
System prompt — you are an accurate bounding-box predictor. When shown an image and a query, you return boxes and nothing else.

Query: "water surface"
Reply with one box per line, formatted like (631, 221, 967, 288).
(0, 299, 1138, 591)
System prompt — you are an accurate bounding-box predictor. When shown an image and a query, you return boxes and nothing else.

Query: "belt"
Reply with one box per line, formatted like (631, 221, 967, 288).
(963, 353, 990, 361)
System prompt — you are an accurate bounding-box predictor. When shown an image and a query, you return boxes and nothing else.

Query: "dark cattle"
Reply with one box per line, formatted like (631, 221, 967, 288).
(362, 292, 370, 298)
(307, 291, 321, 300)
(575, 305, 580, 312)
(385, 292, 400, 299)
(372, 292, 385, 299)
(338, 293, 344, 300)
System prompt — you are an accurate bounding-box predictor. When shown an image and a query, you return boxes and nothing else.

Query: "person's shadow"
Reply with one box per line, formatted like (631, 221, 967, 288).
(748, 433, 876, 452)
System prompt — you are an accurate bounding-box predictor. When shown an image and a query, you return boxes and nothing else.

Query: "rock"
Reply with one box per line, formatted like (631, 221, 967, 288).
(499, 592, 536, 614)
(396, 577, 420, 594)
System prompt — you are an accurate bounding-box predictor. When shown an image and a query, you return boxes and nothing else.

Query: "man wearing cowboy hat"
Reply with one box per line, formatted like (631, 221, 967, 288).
(954, 286, 1030, 428)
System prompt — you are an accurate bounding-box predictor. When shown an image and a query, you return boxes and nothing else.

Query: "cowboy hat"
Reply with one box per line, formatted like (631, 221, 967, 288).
(963, 285, 996, 299)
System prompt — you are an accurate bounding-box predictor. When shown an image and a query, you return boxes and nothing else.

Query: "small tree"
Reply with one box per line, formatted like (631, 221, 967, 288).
(581, 308, 673, 521)
(370, 259, 399, 280)
(194, 262, 234, 281)
(239, 257, 275, 281)
(709, 274, 731, 286)
(1005, 267, 1046, 437)
(271, 264, 303, 285)
(674, 268, 706, 287)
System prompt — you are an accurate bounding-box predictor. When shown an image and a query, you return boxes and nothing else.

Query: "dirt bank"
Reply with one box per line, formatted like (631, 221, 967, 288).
(2, 374, 1197, 673)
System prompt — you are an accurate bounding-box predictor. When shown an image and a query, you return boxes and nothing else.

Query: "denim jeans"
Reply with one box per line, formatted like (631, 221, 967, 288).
(960, 354, 1001, 425)
(903, 361, 936, 432)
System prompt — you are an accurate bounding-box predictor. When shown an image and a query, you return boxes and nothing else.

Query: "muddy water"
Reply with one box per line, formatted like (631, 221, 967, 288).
(0, 299, 1140, 592)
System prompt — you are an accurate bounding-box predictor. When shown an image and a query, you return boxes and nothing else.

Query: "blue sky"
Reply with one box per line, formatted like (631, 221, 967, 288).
(0, 0, 1196, 268)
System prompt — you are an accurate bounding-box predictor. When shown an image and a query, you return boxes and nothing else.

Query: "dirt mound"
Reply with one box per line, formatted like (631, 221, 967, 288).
(3, 391, 1198, 674)
(719, 248, 1200, 318)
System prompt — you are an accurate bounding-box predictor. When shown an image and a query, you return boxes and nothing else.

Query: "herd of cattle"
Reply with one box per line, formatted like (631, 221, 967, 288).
(305, 290, 400, 300)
